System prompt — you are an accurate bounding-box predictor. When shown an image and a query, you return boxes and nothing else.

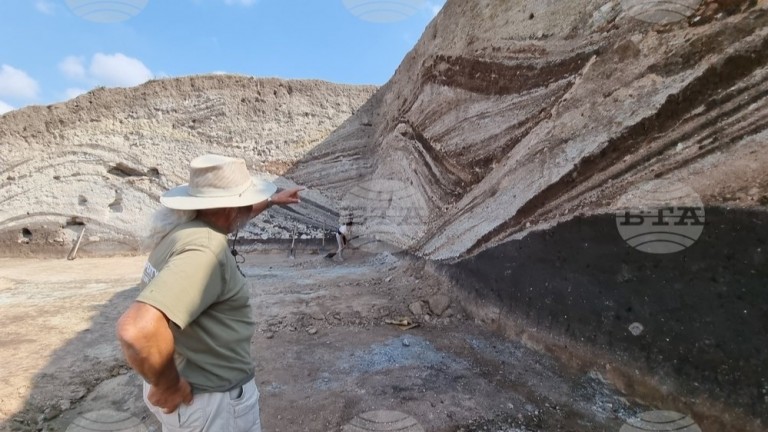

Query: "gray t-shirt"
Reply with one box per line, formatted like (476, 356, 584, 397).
(137, 220, 254, 393)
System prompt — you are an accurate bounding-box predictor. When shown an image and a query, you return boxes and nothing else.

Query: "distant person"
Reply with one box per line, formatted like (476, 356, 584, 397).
(334, 219, 353, 261)
(116, 154, 303, 432)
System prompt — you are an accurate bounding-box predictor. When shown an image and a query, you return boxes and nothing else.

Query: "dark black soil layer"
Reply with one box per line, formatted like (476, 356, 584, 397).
(445, 207, 768, 423)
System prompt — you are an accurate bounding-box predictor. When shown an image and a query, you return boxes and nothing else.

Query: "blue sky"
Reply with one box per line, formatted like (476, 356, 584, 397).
(0, 0, 444, 114)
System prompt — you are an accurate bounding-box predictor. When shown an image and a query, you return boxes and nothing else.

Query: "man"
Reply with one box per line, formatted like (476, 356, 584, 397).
(334, 218, 353, 261)
(117, 154, 303, 431)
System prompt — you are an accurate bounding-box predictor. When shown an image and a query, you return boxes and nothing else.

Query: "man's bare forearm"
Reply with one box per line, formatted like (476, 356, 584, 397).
(122, 340, 180, 388)
(117, 303, 181, 389)
(249, 198, 272, 219)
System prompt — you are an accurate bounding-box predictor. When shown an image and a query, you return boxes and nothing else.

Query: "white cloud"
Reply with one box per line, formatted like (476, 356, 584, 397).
(89, 53, 153, 87)
(0, 65, 40, 100)
(35, 0, 55, 14)
(65, 88, 87, 99)
(58, 53, 153, 98)
(0, 100, 14, 115)
(59, 56, 87, 80)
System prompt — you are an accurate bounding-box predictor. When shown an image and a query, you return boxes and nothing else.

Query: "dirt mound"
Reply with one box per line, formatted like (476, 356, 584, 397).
(286, 0, 768, 261)
(0, 75, 376, 257)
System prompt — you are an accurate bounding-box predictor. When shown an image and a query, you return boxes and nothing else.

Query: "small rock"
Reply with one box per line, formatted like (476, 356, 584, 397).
(264, 332, 275, 339)
(385, 276, 393, 283)
(42, 406, 61, 421)
(57, 399, 71, 411)
(629, 322, 644, 336)
(373, 306, 391, 319)
(408, 301, 424, 316)
(307, 327, 318, 335)
(395, 123, 412, 138)
(402, 339, 410, 347)
(428, 294, 452, 316)
(71, 387, 87, 400)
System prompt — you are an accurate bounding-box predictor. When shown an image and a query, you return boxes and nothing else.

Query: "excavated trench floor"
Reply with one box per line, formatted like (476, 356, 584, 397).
(1, 251, 672, 432)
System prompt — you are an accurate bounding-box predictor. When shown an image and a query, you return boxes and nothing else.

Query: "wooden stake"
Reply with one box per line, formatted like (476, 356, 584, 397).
(289, 226, 296, 259)
(67, 226, 86, 261)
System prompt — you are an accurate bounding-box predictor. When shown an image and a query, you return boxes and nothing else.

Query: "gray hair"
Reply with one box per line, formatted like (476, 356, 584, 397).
(142, 207, 197, 252)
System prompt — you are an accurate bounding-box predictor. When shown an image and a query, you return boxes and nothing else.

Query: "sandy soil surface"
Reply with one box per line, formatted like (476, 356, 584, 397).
(0, 250, 646, 432)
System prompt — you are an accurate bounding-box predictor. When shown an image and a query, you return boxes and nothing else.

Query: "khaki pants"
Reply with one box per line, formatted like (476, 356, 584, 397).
(143, 379, 261, 432)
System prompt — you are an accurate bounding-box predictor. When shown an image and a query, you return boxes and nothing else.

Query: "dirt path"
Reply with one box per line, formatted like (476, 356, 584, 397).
(0, 251, 645, 432)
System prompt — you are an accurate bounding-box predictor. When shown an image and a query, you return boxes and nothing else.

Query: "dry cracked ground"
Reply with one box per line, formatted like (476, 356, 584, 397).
(0, 249, 650, 432)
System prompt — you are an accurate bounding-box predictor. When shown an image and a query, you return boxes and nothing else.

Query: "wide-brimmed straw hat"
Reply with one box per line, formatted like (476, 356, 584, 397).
(160, 154, 277, 210)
